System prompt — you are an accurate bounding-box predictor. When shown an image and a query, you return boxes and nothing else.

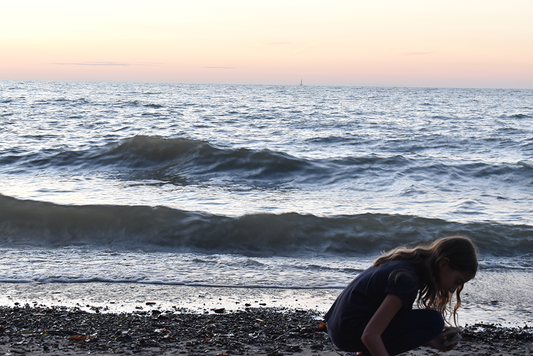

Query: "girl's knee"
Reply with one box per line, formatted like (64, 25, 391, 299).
(426, 310, 445, 337)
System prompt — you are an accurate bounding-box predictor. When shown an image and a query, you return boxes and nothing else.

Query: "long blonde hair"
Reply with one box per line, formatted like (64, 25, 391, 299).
(373, 236, 478, 324)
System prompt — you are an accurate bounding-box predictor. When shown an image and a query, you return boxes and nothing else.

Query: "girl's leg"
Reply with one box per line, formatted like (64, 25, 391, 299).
(379, 309, 444, 355)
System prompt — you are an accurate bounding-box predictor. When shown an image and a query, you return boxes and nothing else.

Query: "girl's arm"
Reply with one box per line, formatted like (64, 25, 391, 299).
(361, 294, 403, 356)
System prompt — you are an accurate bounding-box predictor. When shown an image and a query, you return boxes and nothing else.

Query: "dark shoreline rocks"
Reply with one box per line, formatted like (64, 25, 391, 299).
(0, 305, 531, 355)
(0, 305, 334, 355)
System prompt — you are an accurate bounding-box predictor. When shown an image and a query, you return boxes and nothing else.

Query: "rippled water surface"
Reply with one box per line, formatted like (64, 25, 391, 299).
(2, 82, 532, 222)
(1, 81, 532, 324)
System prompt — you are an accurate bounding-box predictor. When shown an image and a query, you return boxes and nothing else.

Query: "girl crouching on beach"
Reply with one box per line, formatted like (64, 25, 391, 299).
(325, 236, 478, 356)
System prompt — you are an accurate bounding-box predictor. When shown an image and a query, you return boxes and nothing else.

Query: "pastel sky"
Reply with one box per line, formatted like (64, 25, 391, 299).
(1, 0, 532, 88)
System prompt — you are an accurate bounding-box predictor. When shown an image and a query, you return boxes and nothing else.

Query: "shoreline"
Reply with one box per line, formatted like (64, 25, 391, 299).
(0, 305, 531, 356)
(1, 281, 531, 328)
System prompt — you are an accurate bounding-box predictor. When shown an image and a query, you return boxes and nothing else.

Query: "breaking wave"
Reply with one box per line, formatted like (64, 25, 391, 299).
(1, 194, 531, 257)
(4, 136, 533, 188)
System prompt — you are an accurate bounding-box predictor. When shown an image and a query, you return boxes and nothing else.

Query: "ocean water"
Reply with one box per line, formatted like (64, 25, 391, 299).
(1, 81, 532, 326)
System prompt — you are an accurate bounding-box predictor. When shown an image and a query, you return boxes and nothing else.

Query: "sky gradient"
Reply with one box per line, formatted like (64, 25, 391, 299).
(1, 0, 532, 88)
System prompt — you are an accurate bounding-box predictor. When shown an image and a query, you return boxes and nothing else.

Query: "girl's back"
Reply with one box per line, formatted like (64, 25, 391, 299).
(325, 260, 421, 352)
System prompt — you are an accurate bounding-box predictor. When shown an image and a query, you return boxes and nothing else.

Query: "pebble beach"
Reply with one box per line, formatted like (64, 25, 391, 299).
(0, 304, 531, 356)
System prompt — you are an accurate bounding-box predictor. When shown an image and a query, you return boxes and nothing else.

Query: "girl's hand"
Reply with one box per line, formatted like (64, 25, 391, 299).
(427, 327, 461, 351)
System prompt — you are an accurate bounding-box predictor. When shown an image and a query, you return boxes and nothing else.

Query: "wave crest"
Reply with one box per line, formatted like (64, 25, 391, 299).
(17, 136, 312, 183)
(1, 194, 531, 257)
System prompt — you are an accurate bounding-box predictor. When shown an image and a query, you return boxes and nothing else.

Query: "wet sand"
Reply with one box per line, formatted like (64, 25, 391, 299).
(0, 305, 531, 356)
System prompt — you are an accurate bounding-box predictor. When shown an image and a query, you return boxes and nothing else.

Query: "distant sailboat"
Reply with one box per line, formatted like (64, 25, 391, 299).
(300, 79, 303, 86)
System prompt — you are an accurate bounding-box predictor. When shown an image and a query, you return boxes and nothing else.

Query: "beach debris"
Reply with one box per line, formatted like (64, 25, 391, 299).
(317, 322, 327, 331)
(69, 334, 88, 341)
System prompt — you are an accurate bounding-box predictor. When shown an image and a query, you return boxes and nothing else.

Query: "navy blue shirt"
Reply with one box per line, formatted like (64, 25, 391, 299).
(325, 260, 421, 350)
